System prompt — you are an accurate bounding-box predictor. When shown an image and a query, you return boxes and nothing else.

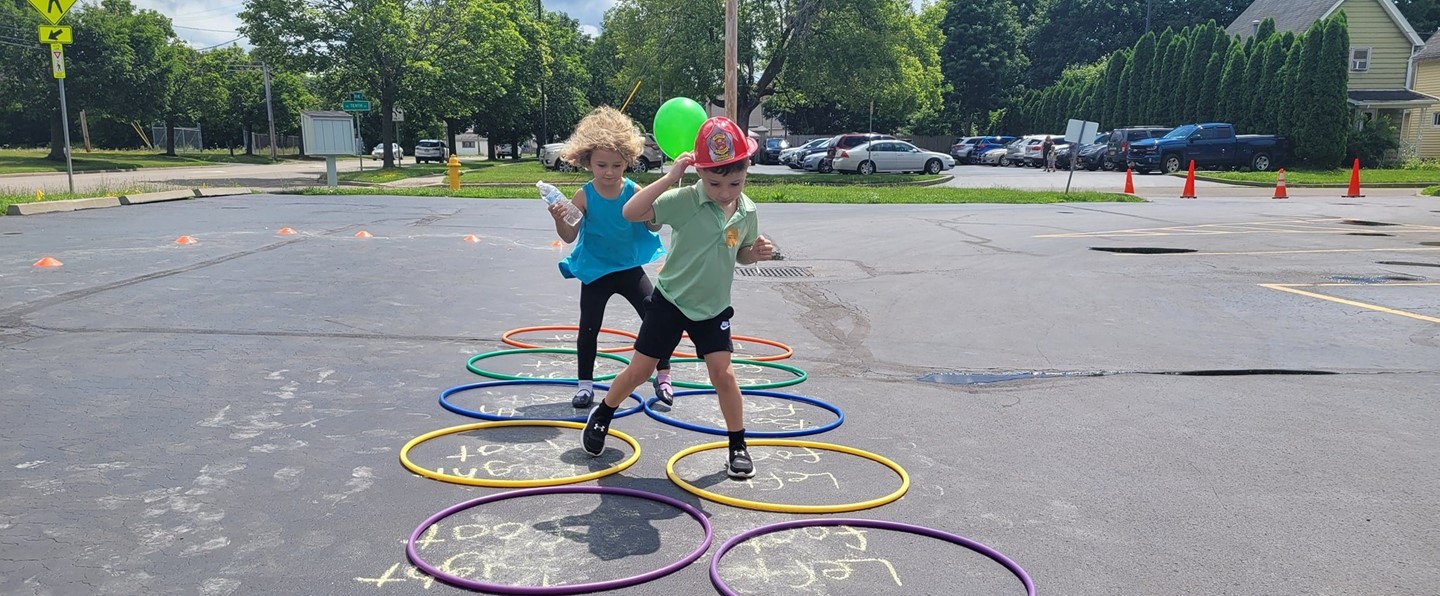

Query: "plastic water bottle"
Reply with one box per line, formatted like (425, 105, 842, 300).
(537, 181, 581, 226)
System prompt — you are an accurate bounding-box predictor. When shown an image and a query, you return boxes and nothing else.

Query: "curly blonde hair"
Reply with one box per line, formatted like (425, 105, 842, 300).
(559, 106, 645, 167)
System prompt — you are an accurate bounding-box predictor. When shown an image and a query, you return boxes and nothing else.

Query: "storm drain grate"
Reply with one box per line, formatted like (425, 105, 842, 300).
(1378, 261, 1440, 268)
(1329, 274, 1423, 284)
(738, 266, 814, 278)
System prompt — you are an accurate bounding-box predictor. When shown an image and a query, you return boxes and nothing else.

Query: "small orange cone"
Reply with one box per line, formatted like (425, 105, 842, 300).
(33, 257, 62, 268)
(1180, 160, 1197, 199)
(175, 235, 198, 245)
(464, 234, 481, 243)
(1344, 158, 1364, 198)
(1273, 169, 1288, 199)
(1124, 168, 1136, 194)
(355, 230, 373, 238)
(277, 227, 297, 235)
(549, 240, 563, 248)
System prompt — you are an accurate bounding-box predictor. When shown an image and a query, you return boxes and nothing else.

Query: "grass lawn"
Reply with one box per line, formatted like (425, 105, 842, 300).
(0, 149, 286, 174)
(336, 159, 512, 184)
(458, 160, 945, 186)
(291, 185, 1138, 204)
(1196, 167, 1440, 185)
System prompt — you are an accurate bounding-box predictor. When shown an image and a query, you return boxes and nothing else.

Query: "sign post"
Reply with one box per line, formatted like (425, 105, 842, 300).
(342, 92, 370, 172)
(30, 0, 78, 193)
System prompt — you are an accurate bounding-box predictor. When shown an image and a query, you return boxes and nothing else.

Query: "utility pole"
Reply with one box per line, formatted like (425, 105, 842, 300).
(724, 0, 738, 122)
(538, 0, 547, 156)
(263, 63, 277, 161)
(1145, 0, 1152, 34)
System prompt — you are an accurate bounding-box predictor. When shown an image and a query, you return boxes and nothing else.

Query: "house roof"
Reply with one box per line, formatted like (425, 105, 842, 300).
(1415, 32, 1440, 61)
(1348, 89, 1439, 107)
(1227, 0, 1424, 47)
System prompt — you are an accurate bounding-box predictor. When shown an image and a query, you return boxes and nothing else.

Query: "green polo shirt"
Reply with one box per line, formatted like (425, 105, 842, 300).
(650, 183, 758, 321)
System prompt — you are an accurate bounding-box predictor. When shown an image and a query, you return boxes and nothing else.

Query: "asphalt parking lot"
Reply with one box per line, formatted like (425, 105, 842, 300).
(2, 188, 1437, 595)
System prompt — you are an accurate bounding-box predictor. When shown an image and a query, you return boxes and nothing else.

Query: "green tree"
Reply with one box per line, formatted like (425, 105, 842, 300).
(241, 0, 523, 168)
(1216, 42, 1247, 126)
(1128, 32, 1158, 126)
(1394, 0, 1440, 40)
(1316, 14, 1352, 166)
(937, 0, 1028, 133)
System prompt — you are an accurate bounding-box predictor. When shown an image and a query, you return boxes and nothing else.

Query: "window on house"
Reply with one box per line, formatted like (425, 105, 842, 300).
(1431, 113, 1440, 127)
(1351, 47, 1370, 72)
(462, 141, 476, 148)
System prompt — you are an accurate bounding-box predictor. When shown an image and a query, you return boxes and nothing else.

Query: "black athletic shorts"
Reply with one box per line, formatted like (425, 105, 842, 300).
(633, 289, 734, 360)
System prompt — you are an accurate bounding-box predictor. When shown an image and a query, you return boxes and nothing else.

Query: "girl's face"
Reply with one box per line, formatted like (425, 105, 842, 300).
(588, 149, 629, 185)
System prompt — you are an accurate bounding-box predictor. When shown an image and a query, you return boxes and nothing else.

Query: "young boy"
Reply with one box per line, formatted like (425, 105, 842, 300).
(580, 116, 775, 478)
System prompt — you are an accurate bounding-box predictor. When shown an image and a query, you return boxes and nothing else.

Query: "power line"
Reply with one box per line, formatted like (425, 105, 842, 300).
(174, 24, 238, 34)
(196, 37, 244, 51)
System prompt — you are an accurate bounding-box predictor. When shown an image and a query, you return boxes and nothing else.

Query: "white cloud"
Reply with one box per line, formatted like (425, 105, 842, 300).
(579, 24, 600, 38)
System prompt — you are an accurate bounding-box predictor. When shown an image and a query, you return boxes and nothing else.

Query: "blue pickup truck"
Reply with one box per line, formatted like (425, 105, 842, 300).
(1127, 123, 1287, 174)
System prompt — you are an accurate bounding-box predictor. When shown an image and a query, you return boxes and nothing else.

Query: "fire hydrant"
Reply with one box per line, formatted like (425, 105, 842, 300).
(447, 154, 461, 191)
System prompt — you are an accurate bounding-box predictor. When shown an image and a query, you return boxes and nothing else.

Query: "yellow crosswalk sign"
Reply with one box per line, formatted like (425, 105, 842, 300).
(28, 0, 77, 25)
(39, 25, 72, 45)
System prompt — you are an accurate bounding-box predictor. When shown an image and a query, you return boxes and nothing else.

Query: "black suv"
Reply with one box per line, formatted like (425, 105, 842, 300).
(1104, 127, 1171, 170)
(754, 137, 790, 165)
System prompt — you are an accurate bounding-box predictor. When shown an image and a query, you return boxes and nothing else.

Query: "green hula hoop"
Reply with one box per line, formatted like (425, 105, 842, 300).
(668, 358, 807, 390)
(466, 347, 631, 382)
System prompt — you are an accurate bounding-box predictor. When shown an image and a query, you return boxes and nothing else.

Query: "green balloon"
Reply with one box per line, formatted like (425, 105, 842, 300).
(653, 97, 709, 159)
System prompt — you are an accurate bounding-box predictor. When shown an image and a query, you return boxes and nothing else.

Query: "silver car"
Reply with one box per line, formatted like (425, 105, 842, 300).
(829, 140, 955, 175)
(542, 135, 663, 172)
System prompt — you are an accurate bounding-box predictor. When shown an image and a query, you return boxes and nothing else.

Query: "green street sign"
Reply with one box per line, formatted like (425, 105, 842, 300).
(349, 91, 364, 101)
(342, 100, 371, 112)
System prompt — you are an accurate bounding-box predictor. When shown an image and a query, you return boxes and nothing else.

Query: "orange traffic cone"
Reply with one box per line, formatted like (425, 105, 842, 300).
(1344, 158, 1364, 198)
(33, 257, 62, 268)
(1180, 160, 1197, 199)
(549, 240, 564, 248)
(1124, 168, 1136, 194)
(277, 227, 297, 235)
(464, 234, 481, 243)
(355, 230, 373, 238)
(175, 235, 198, 245)
(1273, 169, 1288, 199)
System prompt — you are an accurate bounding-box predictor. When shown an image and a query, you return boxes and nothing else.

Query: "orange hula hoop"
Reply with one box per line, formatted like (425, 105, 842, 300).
(502, 326, 794, 361)
(501, 325, 638, 354)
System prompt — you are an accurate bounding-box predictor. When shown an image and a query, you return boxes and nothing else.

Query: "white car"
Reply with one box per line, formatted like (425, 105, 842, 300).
(371, 143, 403, 162)
(413, 139, 448, 163)
(801, 151, 832, 173)
(979, 147, 1009, 166)
(829, 140, 955, 175)
(541, 135, 665, 172)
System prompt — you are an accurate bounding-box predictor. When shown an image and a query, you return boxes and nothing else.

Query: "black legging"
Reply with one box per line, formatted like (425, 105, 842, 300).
(578, 267, 671, 380)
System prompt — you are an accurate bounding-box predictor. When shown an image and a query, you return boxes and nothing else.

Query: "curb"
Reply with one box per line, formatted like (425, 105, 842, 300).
(6, 196, 121, 215)
(5, 187, 253, 216)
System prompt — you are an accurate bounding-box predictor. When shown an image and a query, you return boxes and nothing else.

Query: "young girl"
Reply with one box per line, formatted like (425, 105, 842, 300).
(549, 107, 674, 408)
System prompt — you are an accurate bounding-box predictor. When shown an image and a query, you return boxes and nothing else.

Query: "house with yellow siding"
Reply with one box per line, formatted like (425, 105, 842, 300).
(1228, 0, 1437, 158)
(1407, 34, 1440, 158)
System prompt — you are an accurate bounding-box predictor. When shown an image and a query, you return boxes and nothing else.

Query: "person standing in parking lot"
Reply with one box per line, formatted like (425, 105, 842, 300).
(548, 106, 675, 409)
(1042, 136, 1056, 172)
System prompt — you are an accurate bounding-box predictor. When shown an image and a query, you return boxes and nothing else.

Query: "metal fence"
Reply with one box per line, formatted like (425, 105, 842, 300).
(251, 133, 302, 155)
(151, 126, 204, 152)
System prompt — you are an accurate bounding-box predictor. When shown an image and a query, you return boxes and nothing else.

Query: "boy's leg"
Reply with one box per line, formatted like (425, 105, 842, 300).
(573, 276, 617, 407)
(620, 268, 674, 405)
(690, 307, 753, 479)
(582, 289, 685, 456)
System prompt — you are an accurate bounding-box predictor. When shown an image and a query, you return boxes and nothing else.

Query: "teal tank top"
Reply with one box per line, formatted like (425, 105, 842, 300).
(558, 179, 665, 284)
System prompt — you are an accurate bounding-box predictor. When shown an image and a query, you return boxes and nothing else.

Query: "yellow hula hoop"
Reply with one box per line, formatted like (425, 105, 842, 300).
(665, 439, 910, 514)
(400, 420, 640, 488)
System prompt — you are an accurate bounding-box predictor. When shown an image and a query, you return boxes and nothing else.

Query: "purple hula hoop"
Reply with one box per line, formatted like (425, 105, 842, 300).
(709, 518, 1036, 596)
(407, 485, 713, 595)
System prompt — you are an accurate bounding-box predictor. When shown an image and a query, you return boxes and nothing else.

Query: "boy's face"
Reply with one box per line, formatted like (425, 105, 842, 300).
(696, 167, 747, 207)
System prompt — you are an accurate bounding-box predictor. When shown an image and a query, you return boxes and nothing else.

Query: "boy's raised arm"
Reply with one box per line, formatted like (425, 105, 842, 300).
(624, 153, 692, 222)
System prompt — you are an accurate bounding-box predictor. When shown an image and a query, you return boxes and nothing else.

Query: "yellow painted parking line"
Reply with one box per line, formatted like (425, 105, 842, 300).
(1260, 283, 1440, 324)
(1279, 282, 1440, 288)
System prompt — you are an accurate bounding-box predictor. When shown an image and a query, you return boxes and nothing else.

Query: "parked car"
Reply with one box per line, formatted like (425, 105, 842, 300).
(784, 137, 835, 169)
(780, 138, 825, 167)
(831, 140, 955, 175)
(1127, 123, 1287, 174)
(826, 133, 896, 162)
(371, 143, 403, 162)
(1057, 133, 1110, 170)
(539, 134, 663, 172)
(950, 136, 984, 161)
(969, 136, 1016, 164)
(801, 150, 832, 173)
(1104, 126, 1171, 171)
(413, 139, 449, 163)
(754, 137, 790, 165)
(1023, 136, 1068, 167)
(978, 146, 1009, 166)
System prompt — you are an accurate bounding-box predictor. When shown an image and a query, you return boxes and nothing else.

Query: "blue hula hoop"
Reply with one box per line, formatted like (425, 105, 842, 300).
(642, 389, 844, 438)
(441, 379, 644, 422)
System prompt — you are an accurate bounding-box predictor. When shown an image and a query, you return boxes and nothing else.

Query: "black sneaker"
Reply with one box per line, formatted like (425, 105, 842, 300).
(571, 388, 594, 408)
(652, 378, 674, 407)
(582, 405, 613, 457)
(726, 444, 755, 479)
